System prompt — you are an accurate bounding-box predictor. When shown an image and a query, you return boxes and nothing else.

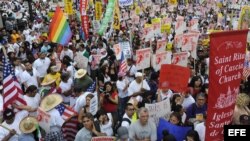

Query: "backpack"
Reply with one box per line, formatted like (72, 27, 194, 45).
(114, 118, 131, 134)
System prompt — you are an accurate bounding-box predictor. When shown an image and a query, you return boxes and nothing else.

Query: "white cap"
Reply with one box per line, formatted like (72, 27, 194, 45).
(135, 72, 143, 77)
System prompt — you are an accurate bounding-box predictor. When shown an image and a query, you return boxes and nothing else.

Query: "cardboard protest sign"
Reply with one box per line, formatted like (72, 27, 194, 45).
(161, 24, 171, 34)
(119, 0, 133, 7)
(113, 44, 122, 60)
(206, 30, 248, 141)
(152, 51, 172, 71)
(74, 52, 88, 69)
(89, 95, 98, 115)
(175, 16, 186, 35)
(136, 48, 151, 70)
(145, 98, 171, 125)
(37, 108, 51, 133)
(119, 42, 132, 59)
(172, 52, 188, 67)
(152, 18, 161, 36)
(143, 24, 154, 41)
(238, 6, 250, 30)
(159, 64, 190, 92)
(156, 40, 167, 53)
(189, 19, 199, 31)
(181, 33, 199, 51)
(174, 34, 183, 49)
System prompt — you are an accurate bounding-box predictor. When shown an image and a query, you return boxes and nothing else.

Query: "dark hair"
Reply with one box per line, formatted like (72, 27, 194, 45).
(125, 103, 134, 110)
(95, 109, 107, 119)
(185, 130, 200, 141)
(103, 81, 114, 92)
(25, 85, 37, 93)
(169, 112, 182, 126)
(162, 129, 177, 141)
(82, 112, 94, 121)
(173, 104, 183, 113)
(3, 108, 15, 120)
(86, 94, 94, 99)
(74, 85, 82, 93)
(171, 94, 181, 111)
(189, 76, 203, 88)
(61, 73, 70, 81)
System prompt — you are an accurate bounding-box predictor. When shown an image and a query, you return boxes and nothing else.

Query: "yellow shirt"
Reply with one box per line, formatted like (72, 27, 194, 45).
(42, 73, 61, 87)
(11, 33, 20, 43)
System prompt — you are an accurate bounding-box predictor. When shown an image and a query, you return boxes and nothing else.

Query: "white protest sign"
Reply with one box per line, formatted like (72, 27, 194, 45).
(151, 51, 172, 71)
(92, 20, 100, 32)
(74, 52, 88, 69)
(136, 48, 151, 70)
(175, 16, 186, 35)
(119, 0, 133, 7)
(113, 44, 122, 60)
(37, 108, 51, 133)
(156, 39, 167, 53)
(145, 98, 171, 125)
(119, 42, 132, 59)
(189, 19, 199, 31)
(89, 95, 98, 115)
(172, 52, 189, 67)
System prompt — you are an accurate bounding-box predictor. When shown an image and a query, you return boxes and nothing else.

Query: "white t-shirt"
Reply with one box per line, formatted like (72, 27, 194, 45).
(128, 80, 150, 102)
(100, 113, 113, 136)
(20, 68, 40, 88)
(60, 49, 73, 60)
(74, 92, 91, 113)
(126, 65, 137, 82)
(159, 89, 173, 101)
(194, 122, 205, 141)
(59, 78, 73, 103)
(24, 93, 41, 116)
(121, 113, 132, 130)
(48, 109, 65, 128)
(0, 95, 3, 112)
(182, 95, 195, 110)
(0, 110, 29, 141)
(33, 58, 51, 78)
(116, 79, 129, 98)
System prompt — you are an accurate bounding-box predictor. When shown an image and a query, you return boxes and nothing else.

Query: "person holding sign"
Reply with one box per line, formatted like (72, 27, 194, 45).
(127, 72, 150, 103)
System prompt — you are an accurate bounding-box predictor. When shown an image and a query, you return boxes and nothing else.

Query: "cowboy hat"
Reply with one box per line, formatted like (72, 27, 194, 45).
(41, 77, 56, 86)
(40, 94, 63, 112)
(19, 116, 38, 134)
(50, 66, 60, 72)
(75, 69, 87, 79)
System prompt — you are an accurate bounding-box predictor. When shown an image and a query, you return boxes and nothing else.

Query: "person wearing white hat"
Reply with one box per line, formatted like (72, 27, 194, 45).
(18, 116, 38, 141)
(127, 72, 150, 102)
(40, 94, 65, 141)
(74, 69, 93, 92)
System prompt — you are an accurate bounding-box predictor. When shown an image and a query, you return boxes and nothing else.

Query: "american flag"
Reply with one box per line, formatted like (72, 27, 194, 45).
(243, 68, 250, 80)
(62, 115, 79, 141)
(55, 104, 77, 120)
(119, 52, 128, 73)
(86, 81, 96, 92)
(2, 56, 26, 110)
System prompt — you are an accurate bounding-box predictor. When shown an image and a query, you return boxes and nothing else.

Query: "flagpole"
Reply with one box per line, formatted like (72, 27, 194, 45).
(0, 124, 19, 135)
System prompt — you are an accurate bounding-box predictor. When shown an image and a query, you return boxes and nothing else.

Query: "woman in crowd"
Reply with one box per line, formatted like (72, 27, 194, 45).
(78, 94, 94, 123)
(185, 130, 200, 141)
(189, 76, 203, 99)
(171, 94, 182, 112)
(169, 112, 183, 126)
(96, 109, 114, 136)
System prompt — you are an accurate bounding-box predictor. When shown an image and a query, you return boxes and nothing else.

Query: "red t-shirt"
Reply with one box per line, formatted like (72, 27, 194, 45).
(101, 92, 118, 113)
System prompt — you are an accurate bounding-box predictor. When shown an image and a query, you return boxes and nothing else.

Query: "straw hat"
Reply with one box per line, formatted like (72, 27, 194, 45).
(74, 69, 87, 79)
(40, 94, 63, 112)
(50, 66, 60, 72)
(41, 77, 56, 86)
(19, 116, 38, 134)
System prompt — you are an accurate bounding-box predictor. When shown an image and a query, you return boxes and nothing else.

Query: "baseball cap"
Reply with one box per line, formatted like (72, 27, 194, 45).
(3, 108, 15, 120)
(117, 126, 129, 139)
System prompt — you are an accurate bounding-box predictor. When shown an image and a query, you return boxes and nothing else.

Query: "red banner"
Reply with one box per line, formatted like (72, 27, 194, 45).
(205, 30, 248, 141)
(80, 0, 89, 39)
(159, 64, 190, 92)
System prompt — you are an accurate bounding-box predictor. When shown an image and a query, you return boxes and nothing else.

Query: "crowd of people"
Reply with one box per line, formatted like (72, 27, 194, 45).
(0, 0, 250, 141)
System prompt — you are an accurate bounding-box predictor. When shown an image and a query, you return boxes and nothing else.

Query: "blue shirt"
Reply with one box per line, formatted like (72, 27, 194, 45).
(18, 133, 35, 141)
(186, 103, 207, 119)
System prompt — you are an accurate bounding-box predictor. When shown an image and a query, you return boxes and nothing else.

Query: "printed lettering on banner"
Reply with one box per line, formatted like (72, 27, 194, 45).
(189, 19, 199, 31)
(151, 51, 172, 71)
(136, 48, 151, 70)
(89, 96, 98, 115)
(172, 52, 188, 67)
(113, 44, 122, 60)
(206, 30, 248, 141)
(37, 108, 51, 133)
(145, 98, 171, 125)
(119, 42, 132, 59)
(174, 34, 183, 49)
(119, 0, 133, 7)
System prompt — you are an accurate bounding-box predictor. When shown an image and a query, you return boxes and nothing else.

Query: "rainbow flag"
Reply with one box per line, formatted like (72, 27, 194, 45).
(48, 6, 72, 45)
